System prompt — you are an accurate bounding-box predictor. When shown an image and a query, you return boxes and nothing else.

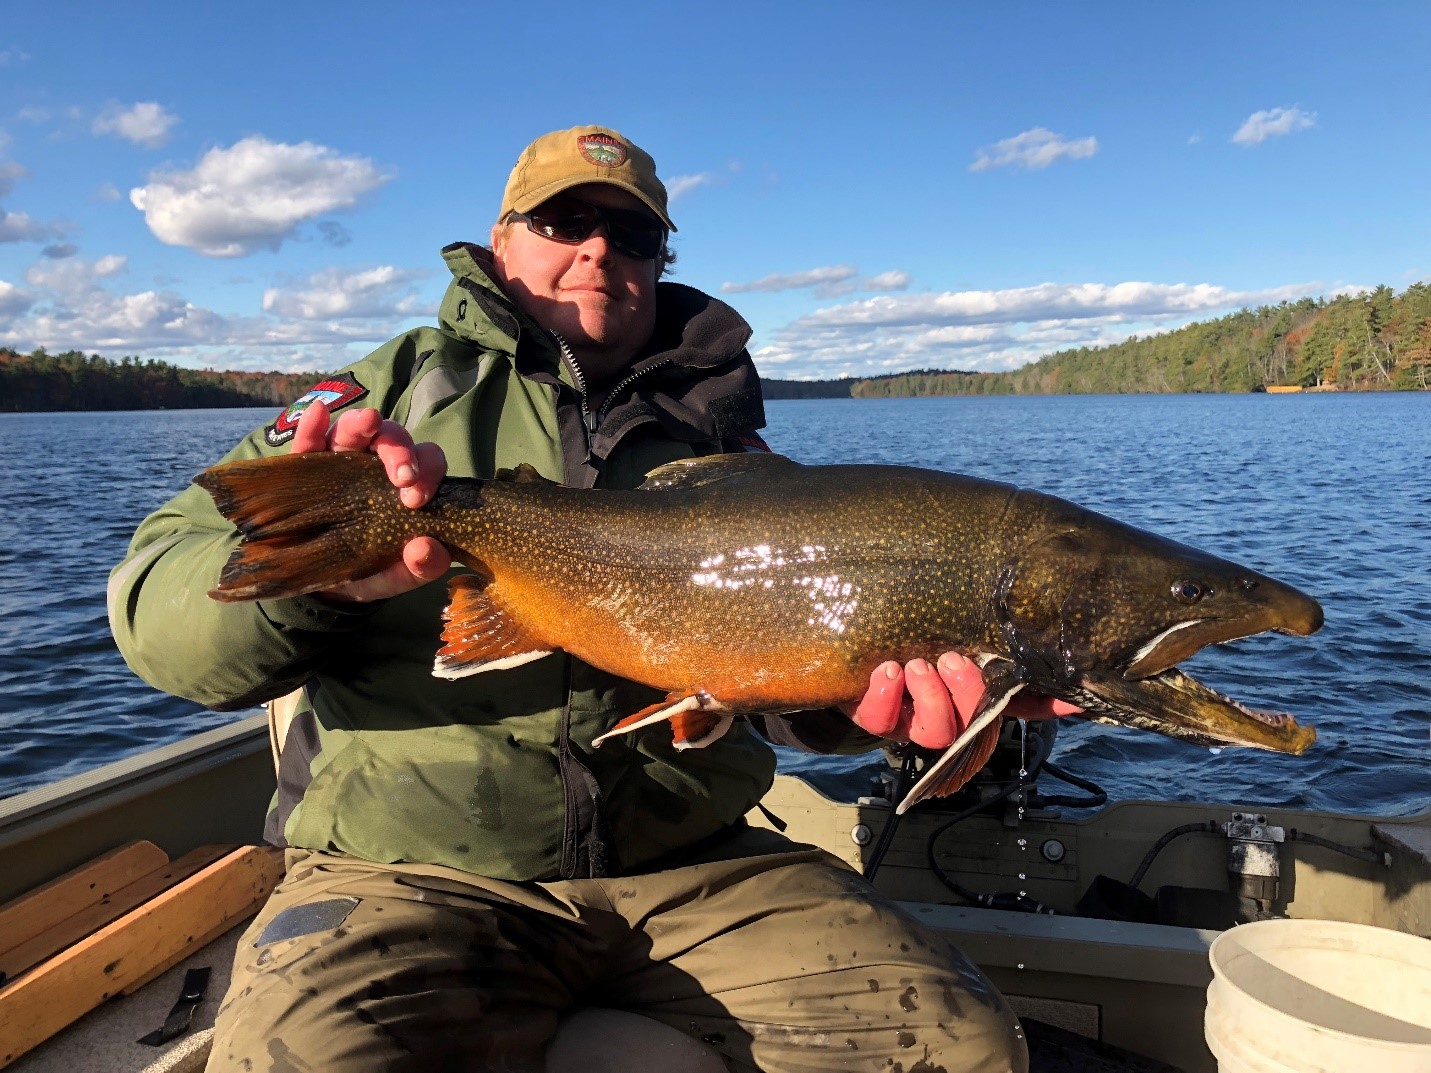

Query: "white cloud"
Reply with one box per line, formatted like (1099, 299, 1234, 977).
(93, 182, 122, 203)
(0, 209, 57, 243)
(862, 271, 910, 292)
(41, 242, 77, 259)
(722, 265, 859, 294)
(93, 101, 179, 148)
(262, 265, 431, 320)
(0, 279, 32, 316)
(1232, 107, 1316, 146)
(129, 135, 391, 257)
(1, 253, 435, 370)
(24, 254, 127, 293)
(755, 279, 1323, 380)
(0, 161, 26, 196)
(970, 127, 1098, 172)
(0, 48, 30, 67)
(667, 172, 715, 200)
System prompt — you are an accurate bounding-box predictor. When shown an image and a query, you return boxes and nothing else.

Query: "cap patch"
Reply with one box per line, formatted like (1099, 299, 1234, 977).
(578, 133, 627, 168)
(264, 372, 369, 447)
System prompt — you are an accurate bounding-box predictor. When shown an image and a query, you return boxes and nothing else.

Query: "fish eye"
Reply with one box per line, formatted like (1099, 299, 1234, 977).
(1172, 580, 1209, 604)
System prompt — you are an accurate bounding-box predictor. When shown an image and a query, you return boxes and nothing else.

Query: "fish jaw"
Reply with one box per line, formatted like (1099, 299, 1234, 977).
(1068, 666, 1316, 755)
(1120, 576, 1324, 679)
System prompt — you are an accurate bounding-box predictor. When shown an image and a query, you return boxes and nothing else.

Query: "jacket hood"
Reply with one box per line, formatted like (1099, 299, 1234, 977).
(436, 242, 766, 455)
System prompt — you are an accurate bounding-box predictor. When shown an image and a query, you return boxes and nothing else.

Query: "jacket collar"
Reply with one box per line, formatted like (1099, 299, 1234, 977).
(436, 241, 767, 459)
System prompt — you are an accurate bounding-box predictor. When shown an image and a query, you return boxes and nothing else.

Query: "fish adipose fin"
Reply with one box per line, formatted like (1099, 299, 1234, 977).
(639, 452, 801, 491)
(896, 659, 1026, 815)
(434, 574, 551, 678)
(591, 691, 733, 750)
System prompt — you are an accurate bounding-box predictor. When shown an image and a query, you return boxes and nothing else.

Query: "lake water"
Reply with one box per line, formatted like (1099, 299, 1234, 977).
(1, 395, 1427, 815)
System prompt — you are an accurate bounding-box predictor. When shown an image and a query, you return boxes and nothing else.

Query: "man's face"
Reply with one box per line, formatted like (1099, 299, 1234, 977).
(491, 184, 661, 385)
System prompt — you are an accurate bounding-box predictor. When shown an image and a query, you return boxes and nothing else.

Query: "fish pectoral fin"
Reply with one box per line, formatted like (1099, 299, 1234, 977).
(591, 691, 730, 749)
(638, 452, 800, 491)
(896, 664, 1026, 815)
(433, 574, 551, 679)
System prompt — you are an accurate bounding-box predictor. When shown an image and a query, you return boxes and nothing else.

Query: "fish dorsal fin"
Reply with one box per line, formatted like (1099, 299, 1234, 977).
(493, 463, 555, 484)
(639, 452, 800, 491)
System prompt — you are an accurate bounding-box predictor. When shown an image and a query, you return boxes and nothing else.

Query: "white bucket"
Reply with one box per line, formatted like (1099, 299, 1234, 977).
(1205, 918, 1431, 1073)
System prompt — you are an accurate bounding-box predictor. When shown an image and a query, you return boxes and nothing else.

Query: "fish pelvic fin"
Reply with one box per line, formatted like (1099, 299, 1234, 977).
(896, 662, 1027, 815)
(433, 574, 551, 678)
(590, 691, 732, 749)
(196, 452, 408, 601)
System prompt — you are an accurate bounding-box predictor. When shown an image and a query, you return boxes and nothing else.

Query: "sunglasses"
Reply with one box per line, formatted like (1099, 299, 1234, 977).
(510, 196, 666, 261)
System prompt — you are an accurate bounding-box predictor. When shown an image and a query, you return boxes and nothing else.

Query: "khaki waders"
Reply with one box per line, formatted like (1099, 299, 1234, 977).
(207, 829, 1026, 1073)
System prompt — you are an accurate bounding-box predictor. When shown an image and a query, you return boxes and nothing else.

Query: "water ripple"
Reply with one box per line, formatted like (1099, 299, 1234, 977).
(2, 397, 1428, 816)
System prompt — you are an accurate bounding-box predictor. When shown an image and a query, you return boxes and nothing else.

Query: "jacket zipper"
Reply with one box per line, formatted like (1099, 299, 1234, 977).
(550, 331, 598, 436)
(551, 329, 674, 440)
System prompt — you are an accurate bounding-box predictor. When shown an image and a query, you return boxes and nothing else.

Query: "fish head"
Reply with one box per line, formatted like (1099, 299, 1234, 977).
(1000, 517, 1322, 754)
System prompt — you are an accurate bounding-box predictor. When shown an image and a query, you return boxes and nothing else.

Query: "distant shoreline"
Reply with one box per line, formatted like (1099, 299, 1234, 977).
(5, 281, 1428, 411)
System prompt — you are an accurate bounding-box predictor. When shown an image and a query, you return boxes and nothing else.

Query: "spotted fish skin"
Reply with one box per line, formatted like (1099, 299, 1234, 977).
(196, 450, 1322, 804)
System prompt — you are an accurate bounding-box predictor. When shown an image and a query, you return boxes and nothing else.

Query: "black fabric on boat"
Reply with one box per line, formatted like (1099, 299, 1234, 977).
(1022, 1017, 1189, 1072)
(254, 897, 360, 946)
(137, 966, 211, 1046)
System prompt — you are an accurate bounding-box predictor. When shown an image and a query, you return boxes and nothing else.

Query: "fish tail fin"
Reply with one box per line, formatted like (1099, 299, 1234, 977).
(196, 452, 408, 601)
(434, 574, 551, 677)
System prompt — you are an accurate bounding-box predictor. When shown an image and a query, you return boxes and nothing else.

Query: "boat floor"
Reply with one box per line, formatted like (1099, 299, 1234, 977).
(9, 921, 246, 1073)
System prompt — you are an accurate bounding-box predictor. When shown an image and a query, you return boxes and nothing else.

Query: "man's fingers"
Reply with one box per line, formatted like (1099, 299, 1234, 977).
(935, 652, 985, 728)
(848, 662, 904, 737)
(328, 407, 384, 452)
(290, 401, 331, 453)
(399, 441, 448, 509)
(402, 536, 451, 581)
(370, 421, 426, 487)
(1007, 692, 1084, 720)
(906, 659, 958, 749)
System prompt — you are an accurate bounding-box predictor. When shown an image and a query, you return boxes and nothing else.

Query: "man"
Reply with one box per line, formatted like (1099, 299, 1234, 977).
(111, 126, 1074, 1072)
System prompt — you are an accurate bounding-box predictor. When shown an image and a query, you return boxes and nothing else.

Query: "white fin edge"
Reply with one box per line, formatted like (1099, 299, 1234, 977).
(896, 683, 1025, 816)
(672, 714, 735, 750)
(432, 649, 552, 680)
(590, 693, 729, 748)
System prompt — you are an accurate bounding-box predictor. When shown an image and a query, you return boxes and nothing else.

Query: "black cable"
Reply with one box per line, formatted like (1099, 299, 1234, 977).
(1287, 829, 1390, 867)
(1127, 822, 1219, 890)
(919, 719, 1057, 908)
(861, 748, 918, 881)
(1030, 760, 1106, 809)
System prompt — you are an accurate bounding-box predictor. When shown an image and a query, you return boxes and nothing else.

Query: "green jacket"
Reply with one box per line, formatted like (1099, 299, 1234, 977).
(110, 243, 869, 881)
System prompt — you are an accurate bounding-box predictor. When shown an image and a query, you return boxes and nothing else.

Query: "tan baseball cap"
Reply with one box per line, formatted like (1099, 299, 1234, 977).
(499, 125, 676, 232)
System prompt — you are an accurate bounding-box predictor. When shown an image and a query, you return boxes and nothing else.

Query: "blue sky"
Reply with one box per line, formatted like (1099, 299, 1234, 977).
(1, 2, 1427, 380)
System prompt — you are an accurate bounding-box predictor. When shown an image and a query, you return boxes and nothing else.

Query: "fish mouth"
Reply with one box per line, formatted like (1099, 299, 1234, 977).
(1122, 589, 1324, 680)
(1070, 666, 1316, 755)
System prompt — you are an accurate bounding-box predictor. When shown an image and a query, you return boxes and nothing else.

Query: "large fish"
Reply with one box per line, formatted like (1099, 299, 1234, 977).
(196, 450, 1322, 813)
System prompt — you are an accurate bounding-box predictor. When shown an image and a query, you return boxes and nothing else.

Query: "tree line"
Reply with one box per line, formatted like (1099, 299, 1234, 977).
(3, 284, 1428, 412)
(0, 349, 322, 412)
(853, 284, 1431, 397)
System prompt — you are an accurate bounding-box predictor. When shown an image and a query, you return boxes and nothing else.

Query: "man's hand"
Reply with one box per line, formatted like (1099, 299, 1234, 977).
(844, 652, 1082, 749)
(291, 403, 452, 603)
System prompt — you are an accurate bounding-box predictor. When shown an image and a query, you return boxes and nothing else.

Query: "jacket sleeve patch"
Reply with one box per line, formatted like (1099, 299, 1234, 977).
(731, 433, 771, 453)
(264, 372, 370, 447)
